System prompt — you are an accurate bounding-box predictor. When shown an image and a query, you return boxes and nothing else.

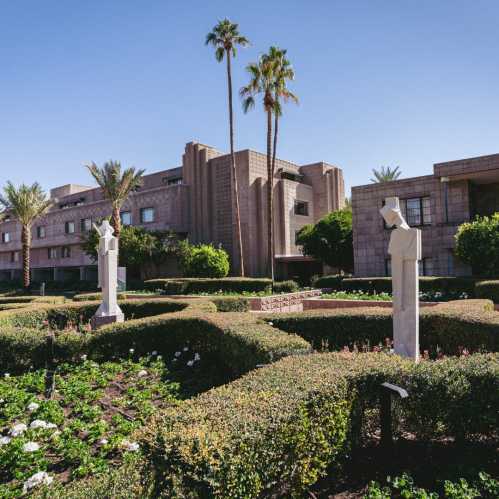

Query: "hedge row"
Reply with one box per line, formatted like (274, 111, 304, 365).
(314, 275, 478, 296)
(143, 277, 273, 294)
(0, 302, 310, 376)
(0, 295, 66, 305)
(267, 300, 499, 355)
(476, 280, 499, 303)
(138, 352, 499, 498)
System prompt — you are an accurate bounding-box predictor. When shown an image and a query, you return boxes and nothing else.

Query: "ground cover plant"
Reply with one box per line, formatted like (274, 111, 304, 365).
(319, 289, 470, 302)
(0, 351, 208, 497)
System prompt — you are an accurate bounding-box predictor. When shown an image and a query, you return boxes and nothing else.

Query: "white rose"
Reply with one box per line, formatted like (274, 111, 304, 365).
(10, 423, 27, 436)
(23, 441, 40, 452)
(27, 402, 39, 412)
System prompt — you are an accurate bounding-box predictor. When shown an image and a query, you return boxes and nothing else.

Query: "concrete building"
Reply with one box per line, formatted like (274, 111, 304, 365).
(352, 153, 499, 277)
(0, 141, 345, 283)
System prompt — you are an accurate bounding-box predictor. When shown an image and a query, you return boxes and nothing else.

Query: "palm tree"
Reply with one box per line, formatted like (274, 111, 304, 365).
(86, 161, 144, 239)
(240, 55, 277, 279)
(370, 165, 402, 183)
(0, 182, 53, 288)
(206, 19, 249, 277)
(264, 47, 298, 185)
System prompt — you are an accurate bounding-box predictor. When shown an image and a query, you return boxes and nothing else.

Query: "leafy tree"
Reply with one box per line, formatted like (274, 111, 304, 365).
(370, 165, 402, 183)
(81, 225, 184, 279)
(0, 182, 53, 288)
(455, 214, 499, 276)
(206, 19, 249, 277)
(296, 208, 353, 272)
(181, 243, 230, 278)
(85, 161, 144, 239)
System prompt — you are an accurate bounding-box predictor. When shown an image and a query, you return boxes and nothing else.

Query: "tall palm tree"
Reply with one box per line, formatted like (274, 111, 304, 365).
(0, 182, 53, 288)
(205, 19, 249, 277)
(370, 165, 402, 183)
(240, 55, 277, 279)
(86, 161, 144, 239)
(264, 47, 298, 184)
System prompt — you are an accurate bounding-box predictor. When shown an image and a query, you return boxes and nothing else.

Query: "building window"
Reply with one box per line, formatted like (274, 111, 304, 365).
(37, 226, 46, 239)
(385, 258, 392, 277)
(48, 248, 57, 259)
(10, 251, 19, 263)
(419, 257, 434, 276)
(1, 232, 11, 243)
(294, 200, 309, 216)
(80, 218, 92, 232)
(61, 246, 71, 258)
(120, 211, 132, 226)
(164, 177, 182, 186)
(401, 197, 431, 226)
(140, 207, 155, 223)
(65, 221, 75, 234)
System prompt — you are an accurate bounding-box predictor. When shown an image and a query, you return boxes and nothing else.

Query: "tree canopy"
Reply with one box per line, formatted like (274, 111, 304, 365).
(455, 214, 499, 276)
(296, 208, 353, 272)
(370, 165, 402, 183)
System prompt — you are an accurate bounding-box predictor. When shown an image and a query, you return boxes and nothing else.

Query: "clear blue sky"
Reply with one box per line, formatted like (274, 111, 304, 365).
(1, 1, 498, 196)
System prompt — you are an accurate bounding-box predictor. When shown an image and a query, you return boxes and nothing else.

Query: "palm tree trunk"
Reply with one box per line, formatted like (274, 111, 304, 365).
(226, 51, 245, 277)
(272, 110, 278, 189)
(266, 108, 274, 281)
(21, 224, 30, 289)
(111, 206, 121, 239)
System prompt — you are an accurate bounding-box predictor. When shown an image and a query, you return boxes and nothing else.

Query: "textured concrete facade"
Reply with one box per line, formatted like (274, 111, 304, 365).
(0, 141, 344, 281)
(352, 153, 499, 277)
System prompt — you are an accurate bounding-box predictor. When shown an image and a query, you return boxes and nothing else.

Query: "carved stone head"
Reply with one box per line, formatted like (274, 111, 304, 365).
(380, 197, 409, 230)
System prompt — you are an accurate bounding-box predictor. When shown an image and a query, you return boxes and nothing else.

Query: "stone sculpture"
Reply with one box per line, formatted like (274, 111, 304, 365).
(91, 220, 124, 329)
(380, 197, 421, 361)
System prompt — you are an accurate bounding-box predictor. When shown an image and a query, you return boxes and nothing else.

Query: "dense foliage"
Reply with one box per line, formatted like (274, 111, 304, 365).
(475, 280, 499, 303)
(296, 209, 353, 272)
(455, 214, 499, 276)
(180, 243, 230, 278)
(81, 225, 184, 280)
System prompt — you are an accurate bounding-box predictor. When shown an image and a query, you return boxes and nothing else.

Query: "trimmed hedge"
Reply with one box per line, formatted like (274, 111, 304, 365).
(212, 297, 250, 312)
(72, 292, 127, 302)
(143, 277, 272, 295)
(267, 300, 499, 355)
(141, 352, 499, 498)
(475, 280, 499, 303)
(313, 274, 344, 289)
(273, 280, 299, 294)
(0, 295, 66, 305)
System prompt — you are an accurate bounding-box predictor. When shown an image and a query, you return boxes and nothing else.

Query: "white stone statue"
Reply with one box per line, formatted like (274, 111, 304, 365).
(380, 197, 421, 361)
(91, 220, 124, 329)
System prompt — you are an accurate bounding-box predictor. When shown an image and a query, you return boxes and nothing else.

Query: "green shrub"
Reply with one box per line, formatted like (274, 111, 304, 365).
(313, 274, 344, 289)
(268, 300, 499, 355)
(72, 292, 127, 302)
(212, 297, 250, 312)
(475, 280, 499, 303)
(144, 277, 272, 295)
(141, 353, 499, 498)
(181, 243, 230, 278)
(273, 280, 299, 293)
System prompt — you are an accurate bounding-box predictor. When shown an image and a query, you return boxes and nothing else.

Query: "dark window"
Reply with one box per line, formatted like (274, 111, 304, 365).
(385, 258, 392, 277)
(401, 197, 431, 226)
(164, 177, 182, 186)
(1, 232, 10, 243)
(61, 246, 71, 258)
(48, 248, 57, 259)
(10, 251, 19, 263)
(294, 200, 309, 216)
(120, 211, 132, 226)
(80, 218, 92, 232)
(37, 226, 46, 239)
(419, 257, 434, 276)
(65, 221, 75, 234)
(140, 207, 155, 223)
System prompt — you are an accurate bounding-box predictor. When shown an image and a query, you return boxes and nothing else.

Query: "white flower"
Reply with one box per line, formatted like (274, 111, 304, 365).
(174, 351, 181, 357)
(27, 402, 39, 412)
(194, 353, 201, 362)
(0, 399, 4, 403)
(30, 419, 48, 429)
(23, 441, 40, 452)
(45, 422, 57, 429)
(122, 440, 139, 452)
(98, 438, 108, 445)
(129, 348, 135, 354)
(157, 355, 162, 360)
(268, 322, 274, 326)
(4, 373, 10, 378)
(183, 347, 189, 352)
(10, 423, 27, 436)
(81, 354, 87, 361)
(187, 360, 194, 367)
(0, 436, 11, 446)
(151, 350, 158, 356)
(172, 358, 177, 362)
(23, 471, 53, 493)
(137, 370, 147, 378)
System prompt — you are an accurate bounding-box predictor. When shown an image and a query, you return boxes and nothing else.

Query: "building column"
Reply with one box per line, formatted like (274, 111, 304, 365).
(10, 270, 15, 280)
(79, 266, 86, 281)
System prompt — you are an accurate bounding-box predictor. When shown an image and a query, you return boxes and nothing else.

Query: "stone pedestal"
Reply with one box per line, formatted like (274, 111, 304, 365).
(91, 312, 124, 330)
